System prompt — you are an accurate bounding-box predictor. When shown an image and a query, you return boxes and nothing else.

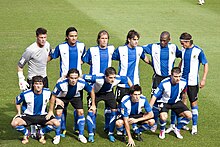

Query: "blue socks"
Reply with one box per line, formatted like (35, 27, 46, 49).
(87, 111, 95, 135)
(15, 126, 28, 135)
(192, 105, 198, 126)
(78, 115, 85, 135)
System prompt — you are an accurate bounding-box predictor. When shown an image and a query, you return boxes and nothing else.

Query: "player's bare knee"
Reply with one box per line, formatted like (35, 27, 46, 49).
(56, 110, 63, 117)
(115, 119, 123, 127)
(160, 113, 168, 121)
(54, 119, 60, 127)
(185, 111, 192, 119)
(148, 119, 155, 126)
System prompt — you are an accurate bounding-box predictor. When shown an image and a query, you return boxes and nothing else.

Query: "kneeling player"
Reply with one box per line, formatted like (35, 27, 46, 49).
(116, 85, 154, 146)
(149, 67, 192, 139)
(11, 76, 60, 144)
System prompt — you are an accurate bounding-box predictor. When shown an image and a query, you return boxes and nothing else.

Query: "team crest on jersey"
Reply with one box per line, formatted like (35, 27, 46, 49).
(45, 99, 48, 103)
(171, 51, 174, 55)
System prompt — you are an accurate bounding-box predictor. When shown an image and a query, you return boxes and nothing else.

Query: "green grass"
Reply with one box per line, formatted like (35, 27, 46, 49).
(0, 0, 220, 146)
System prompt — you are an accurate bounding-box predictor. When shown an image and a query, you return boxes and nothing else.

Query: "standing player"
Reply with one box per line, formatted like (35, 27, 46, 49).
(51, 68, 95, 144)
(82, 30, 115, 132)
(11, 76, 60, 144)
(17, 27, 51, 138)
(49, 27, 86, 137)
(179, 32, 208, 135)
(83, 67, 132, 143)
(149, 67, 192, 139)
(116, 85, 154, 146)
(143, 31, 182, 132)
(112, 30, 150, 103)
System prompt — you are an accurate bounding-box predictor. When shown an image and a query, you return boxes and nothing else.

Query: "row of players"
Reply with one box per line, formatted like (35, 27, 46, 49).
(11, 27, 208, 146)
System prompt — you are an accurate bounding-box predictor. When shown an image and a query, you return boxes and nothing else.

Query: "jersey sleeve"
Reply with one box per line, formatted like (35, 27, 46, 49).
(83, 81, 92, 93)
(142, 44, 152, 55)
(52, 83, 61, 96)
(153, 82, 164, 99)
(140, 48, 146, 60)
(50, 45, 60, 59)
(82, 48, 92, 64)
(16, 93, 25, 105)
(175, 46, 182, 58)
(81, 45, 86, 59)
(17, 49, 32, 68)
(83, 74, 96, 83)
(120, 103, 129, 118)
(118, 76, 128, 84)
(198, 50, 208, 65)
(112, 48, 120, 60)
(144, 99, 152, 112)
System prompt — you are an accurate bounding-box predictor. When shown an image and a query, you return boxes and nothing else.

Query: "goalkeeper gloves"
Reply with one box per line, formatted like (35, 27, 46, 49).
(18, 71, 29, 91)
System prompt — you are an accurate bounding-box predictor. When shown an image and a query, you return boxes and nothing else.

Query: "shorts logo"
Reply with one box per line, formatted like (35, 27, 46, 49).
(193, 55, 197, 58)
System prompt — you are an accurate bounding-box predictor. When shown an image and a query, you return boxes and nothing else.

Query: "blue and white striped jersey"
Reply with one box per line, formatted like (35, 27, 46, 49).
(153, 77, 187, 104)
(83, 73, 129, 93)
(16, 88, 51, 115)
(120, 95, 152, 117)
(112, 45, 145, 88)
(143, 43, 181, 77)
(52, 78, 92, 99)
(50, 41, 86, 76)
(181, 45, 208, 86)
(82, 45, 115, 75)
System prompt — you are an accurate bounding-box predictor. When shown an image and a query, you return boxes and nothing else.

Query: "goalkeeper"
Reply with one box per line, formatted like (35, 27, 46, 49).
(17, 27, 51, 138)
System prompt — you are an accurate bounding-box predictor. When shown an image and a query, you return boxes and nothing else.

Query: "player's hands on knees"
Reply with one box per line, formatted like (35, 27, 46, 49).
(13, 113, 21, 120)
(128, 118, 138, 124)
(46, 111, 54, 120)
(90, 105, 96, 114)
(127, 138, 135, 147)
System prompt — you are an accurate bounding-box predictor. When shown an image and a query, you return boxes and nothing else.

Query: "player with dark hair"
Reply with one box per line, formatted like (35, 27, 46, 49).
(112, 30, 150, 104)
(51, 68, 95, 144)
(11, 76, 59, 144)
(179, 32, 208, 135)
(49, 27, 86, 137)
(143, 31, 182, 132)
(17, 27, 51, 138)
(116, 85, 154, 146)
(83, 67, 132, 143)
(149, 67, 192, 139)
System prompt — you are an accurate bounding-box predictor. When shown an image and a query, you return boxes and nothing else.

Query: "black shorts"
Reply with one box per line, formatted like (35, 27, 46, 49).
(55, 97, 83, 110)
(20, 114, 55, 126)
(159, 101, 189, 116)
(88, 92, 117, 109)
(187, 85, 199, 102)
(115, 87, 130, 103)
(27, 76, 49, 88)
(151, 74, 169, 94)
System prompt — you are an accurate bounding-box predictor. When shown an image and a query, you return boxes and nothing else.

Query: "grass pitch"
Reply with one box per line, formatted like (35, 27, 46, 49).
(0, 0, 220, 146)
